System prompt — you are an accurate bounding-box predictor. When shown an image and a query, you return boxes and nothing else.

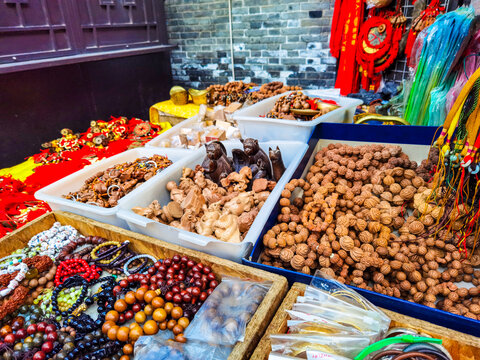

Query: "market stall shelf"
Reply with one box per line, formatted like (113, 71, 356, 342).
(118, 140, 308, 262)
(0, 211, 288, 360)
(35, 148, 194, 228)
(233, 90, 362, 143)
(251, 282, 480, 360)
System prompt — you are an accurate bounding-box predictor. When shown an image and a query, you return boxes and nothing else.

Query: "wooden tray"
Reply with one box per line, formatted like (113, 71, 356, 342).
(0, 211, 288, 360)
(251, 282, 480, 360)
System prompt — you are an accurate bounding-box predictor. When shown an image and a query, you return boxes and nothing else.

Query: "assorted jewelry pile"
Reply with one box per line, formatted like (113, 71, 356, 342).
(0, 222, 222, 360)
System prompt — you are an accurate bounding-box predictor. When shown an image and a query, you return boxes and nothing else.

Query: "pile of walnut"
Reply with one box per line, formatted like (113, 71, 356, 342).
(132, 166, 276, 243)
(206, 81, 301, 106)
(248, 82, 302, 104)
(207, 81, 256, 106)
(266, 91, 335, 121)
(260, 143, 480, 320)
(64, 155, 172, 208)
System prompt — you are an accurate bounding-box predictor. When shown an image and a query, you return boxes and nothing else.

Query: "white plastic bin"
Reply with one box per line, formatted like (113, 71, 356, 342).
(35, 148, 195, 228)
(117, 140, 309, 262)
(145, 116, 198, 151)
(146, 115, 240, 151)
(233, 90, 363, 143)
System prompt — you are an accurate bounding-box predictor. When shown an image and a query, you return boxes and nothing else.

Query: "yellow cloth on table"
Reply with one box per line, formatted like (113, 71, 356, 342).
(0, 157, 40, 181)
(150, 100, 201, 124)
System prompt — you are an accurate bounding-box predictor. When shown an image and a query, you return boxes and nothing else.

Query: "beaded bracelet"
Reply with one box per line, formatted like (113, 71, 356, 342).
(90, 241, 122, 264)
(52, 276, 89, 318)
(0, 262, 28, 298)
(0, 254, 26, 268)
(123, 254, 157, 276)
(66, 276, 116, 334)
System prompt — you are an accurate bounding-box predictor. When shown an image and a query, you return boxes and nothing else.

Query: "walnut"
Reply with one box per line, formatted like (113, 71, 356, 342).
(400, 186, 415, 201)
(372, 184, 384, 195)
(301, 266, 311, 275)
(380, 191, 393, 202)
(404, 169, 416, 179)
(369, 208, 381, 221)
(279, 248, 294, 263)
(380, 213, 393, 226)
(368, 221, 381, 233)
(392, 195, 404, 206)
(409, 271, 422, 283)
(335, 225, 349, 237)
(412, 176, 424, 188)
(383, 175, 395, 186)
(350, 247, 363, 262)
(355, 218, 367, 231)
(296, 243, 309, 258)
(340, 236, 355, 251)
(408, 220, 424, 235)
(390, 260, 402, 270)
(389, 183, 402, 194)
(364, 197, 379, 209)
(358, 231, 373, 244)
(290, 255, 305, 270)
(380, 264, 391, 275)
(402, 262, 415, 272)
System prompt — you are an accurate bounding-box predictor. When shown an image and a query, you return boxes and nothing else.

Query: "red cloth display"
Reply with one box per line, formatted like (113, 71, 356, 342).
(330, 0, 365, 96)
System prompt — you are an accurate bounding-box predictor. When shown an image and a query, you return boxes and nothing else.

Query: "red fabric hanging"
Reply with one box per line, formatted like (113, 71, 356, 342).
(331, 0, 365, 95)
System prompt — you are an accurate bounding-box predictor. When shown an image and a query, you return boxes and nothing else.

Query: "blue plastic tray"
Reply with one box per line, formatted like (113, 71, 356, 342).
(242, 123, 480, 337)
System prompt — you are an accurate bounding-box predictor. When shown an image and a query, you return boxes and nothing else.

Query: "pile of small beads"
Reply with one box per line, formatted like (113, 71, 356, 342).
(28, 223, 78, 259)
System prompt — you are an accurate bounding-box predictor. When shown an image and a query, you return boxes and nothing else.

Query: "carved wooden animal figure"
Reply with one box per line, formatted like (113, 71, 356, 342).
(240, 138, 273, 180)
(269, 146, 286, 181)
(201, 141, 233, 184)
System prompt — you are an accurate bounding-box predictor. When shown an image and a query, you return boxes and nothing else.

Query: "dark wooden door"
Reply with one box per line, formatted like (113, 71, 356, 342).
(0, 0, 169, 65)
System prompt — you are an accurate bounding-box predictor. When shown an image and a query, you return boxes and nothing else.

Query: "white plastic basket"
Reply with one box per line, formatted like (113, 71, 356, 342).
(117, 140, 309, 262)
(233, 90, 363, 143)
(145, 116, 199, 151)
(35, 148, 195, 228)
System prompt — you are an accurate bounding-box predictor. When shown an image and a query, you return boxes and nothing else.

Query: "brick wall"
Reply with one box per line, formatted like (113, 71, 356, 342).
(165, 0, 337, 89)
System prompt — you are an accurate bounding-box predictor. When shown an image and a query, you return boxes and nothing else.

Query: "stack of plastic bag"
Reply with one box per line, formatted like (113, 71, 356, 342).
(269, 271, 391, 359)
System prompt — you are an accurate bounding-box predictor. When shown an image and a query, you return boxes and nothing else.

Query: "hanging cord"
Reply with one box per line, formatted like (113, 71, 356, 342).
(228, 0, 236, 81)
(463, 53, 480, 80)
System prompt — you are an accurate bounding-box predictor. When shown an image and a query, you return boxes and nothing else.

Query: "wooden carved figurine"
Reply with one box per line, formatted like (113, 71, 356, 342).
(269, 146, 286, 181)
(232, 138, 272, 180)
(201, 141, 233, 185)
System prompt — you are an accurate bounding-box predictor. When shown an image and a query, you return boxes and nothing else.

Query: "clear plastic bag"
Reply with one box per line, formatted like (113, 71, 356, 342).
(185, 277, 271, 345)
(291, 303, 382, 339)
(309, 270, 390, 338)
(135, 332, 232, 360)
(268, 353, 303, 360)
(270, 333, 371, 359)
(287, 319, 354, 336)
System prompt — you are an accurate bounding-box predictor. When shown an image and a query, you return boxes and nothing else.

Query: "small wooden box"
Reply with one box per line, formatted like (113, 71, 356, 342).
(0, 211, 288, 360)
(251, 282, 480, 360)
